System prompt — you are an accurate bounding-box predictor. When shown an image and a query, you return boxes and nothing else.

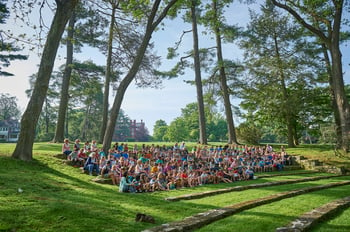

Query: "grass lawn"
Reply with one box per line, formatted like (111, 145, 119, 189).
(1, 142, 350, 232)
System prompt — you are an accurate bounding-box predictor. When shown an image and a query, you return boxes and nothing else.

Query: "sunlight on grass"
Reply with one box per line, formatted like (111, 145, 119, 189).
(197, 184, 350, 232)
(1, 143, 350, 231)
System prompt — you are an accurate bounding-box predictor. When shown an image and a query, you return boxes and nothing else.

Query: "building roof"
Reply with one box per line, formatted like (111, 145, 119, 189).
(0, 119, 20, 128)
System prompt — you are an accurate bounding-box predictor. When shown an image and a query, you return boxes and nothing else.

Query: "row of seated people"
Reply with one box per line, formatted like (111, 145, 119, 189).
(62, 140, 290, 193)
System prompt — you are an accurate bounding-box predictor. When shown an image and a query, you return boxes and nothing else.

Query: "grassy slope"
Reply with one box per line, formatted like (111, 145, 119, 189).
(1, 143, 350, 232)
(285, 144, 350, 169)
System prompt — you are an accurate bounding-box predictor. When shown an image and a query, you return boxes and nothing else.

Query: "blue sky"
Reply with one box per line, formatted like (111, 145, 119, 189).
(1, 2, 349, 135)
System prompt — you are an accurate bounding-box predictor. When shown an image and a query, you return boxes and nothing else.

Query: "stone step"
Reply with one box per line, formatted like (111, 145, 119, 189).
(276, 196, 350, 232)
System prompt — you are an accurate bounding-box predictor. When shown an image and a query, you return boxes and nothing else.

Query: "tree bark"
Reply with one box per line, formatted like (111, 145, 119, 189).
(273, 32, 296, 147)
(191, 0, 207, 144)
(99, 3, 116, 144)
(12, 0, 79, 161)
(53, 10, 76, 143)
(321, 43, 342, 148)
(102, 0, 178, 152)
(329, 41, 350, 152)
(212, 0, 238, 144)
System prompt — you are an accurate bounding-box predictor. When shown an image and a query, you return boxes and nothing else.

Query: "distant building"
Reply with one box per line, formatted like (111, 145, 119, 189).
(0, 119, 20, 142)
(113, 119, 148, 142)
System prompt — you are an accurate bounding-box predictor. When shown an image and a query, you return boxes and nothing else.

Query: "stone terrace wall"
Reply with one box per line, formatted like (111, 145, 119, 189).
(293, 156, 346, 175)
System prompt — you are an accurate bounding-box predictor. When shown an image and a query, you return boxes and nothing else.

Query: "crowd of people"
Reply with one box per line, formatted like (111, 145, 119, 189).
(62, 139, 292, 193)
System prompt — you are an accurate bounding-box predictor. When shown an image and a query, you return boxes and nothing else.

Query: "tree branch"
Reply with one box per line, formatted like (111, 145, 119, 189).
(271, 0, 329, 43)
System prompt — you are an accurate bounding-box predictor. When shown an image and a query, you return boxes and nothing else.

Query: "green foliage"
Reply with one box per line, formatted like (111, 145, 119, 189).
(160, 102, 230, 142)
(0, 1, 27, 76)
(152, 119, 168, 141)
(238, 2, 327, 145)
(165, 117, 189, 142)
(114, 109, 132, 141)
(236, 121, 263, 145)
(0, 93, 21, 120)
(207, 118, 228, 142)
(71, 2, 109, 49)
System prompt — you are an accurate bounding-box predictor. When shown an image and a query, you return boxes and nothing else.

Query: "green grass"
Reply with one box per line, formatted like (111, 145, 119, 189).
(311, 207, 350, 232)
(197, 184, 350, 232)
(286, 144, 350, 169)
(1, 143, 350, 231)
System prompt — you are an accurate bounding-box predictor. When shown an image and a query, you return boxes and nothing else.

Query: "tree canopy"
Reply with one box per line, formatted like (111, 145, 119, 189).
(2, 0, 350, 161)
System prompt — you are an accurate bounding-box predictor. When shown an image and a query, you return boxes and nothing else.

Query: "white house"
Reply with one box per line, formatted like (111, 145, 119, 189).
(0, 120, 20, 142)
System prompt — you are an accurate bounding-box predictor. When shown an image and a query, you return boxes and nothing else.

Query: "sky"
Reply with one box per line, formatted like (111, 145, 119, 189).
(1, 2, 349, 135)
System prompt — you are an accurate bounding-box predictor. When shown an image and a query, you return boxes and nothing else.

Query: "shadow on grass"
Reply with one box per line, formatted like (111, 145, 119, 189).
(0, 154, 218, 232)
(311, 222, 350, 232)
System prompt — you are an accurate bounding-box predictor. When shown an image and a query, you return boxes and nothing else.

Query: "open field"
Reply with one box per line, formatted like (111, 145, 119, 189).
(1, 143, 350, 231)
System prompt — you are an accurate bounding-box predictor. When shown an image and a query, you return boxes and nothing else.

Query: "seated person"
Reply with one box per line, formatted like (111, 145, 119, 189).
(77, 148, 87, 167)
(167, 176, 176, 190)
(67, 150, 78, 165)
(245, 166, 254, 180)
(100, 160, 111, 178)
(84, 152, 99, 176)
(198, 168, 209, 185)
(109, 164, 121, 185)
(119, 172, 131, 193)
(73, 139, 81, 152)
(91, 140, 98, 152)
(149, 175, 160, 192)
(62, 139, 72, 157)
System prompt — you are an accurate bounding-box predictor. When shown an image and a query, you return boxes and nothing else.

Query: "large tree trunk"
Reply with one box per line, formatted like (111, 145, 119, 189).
(44, 98, 49, 134)
(330, 42, 350, 152)
(191, 0, 207, 144)
(273, 33, 296, 147)
(329, 1, 350, 152)
(99, 4, 116, 144)
(102, 0, 177, 152)
(12, 0, 79, 161)
(321, 43, 342, 148)
(213, 0, 238, 144)
(53, 11, 76, 143)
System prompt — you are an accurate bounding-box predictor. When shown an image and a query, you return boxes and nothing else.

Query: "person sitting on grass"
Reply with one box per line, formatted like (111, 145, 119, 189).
(150, 162, 159, 175)
(140, 173, 150, 192)
(198, 168, 209, 185)
(166, 176, 176, 190)
(178, 168, 189, 188)
(91, 140, 98, 152)
(216, 168, 232, 183)
(62, 139, 72, 158)
(187, 170, 198, 187)
(245, 166, 254, 180)
(67, 150, 79, 166)
(132, 174, 142, 193)
(83, 141, 91, 154)
(84, 152, 99, 176)
(109, 164, 121, 186)
(149, 175, 158, 192)
(157, 172, 168, 191)
(273, 159, 284, 171)
(77, 148, 87, 167)
(100, 160, 111, 178)
(73, 139, 81, 153)
(119, 172, 132, 193)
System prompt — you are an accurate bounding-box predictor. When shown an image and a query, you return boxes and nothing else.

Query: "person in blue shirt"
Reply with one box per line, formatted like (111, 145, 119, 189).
(119, 172, 131, 193)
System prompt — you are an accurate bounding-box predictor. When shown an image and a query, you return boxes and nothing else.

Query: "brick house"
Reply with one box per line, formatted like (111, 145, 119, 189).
(113, 119, 148, 142)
